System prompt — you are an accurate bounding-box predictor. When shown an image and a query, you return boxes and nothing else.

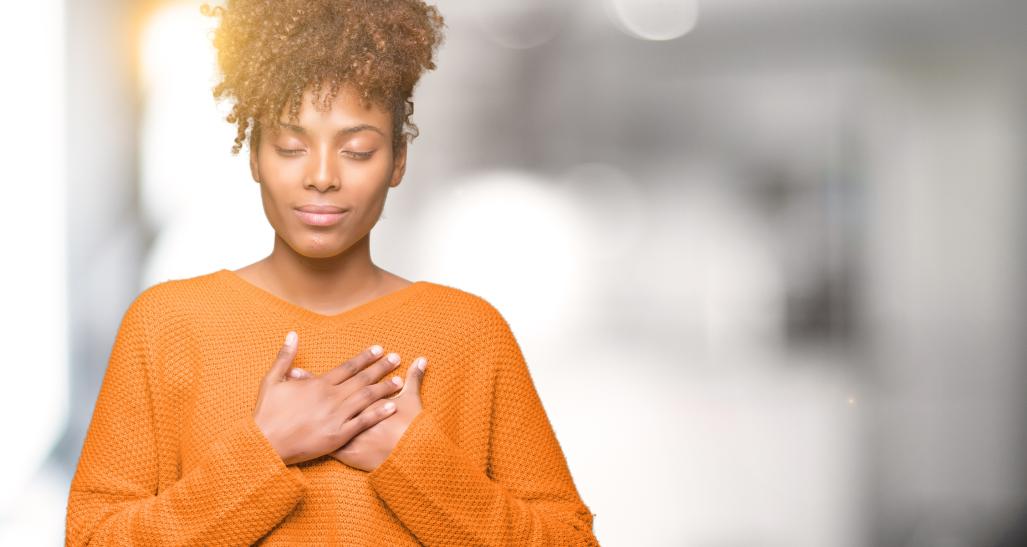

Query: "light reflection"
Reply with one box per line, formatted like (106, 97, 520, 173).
(139, 2, 225, 230)
(138, 1, 256, 285)
(606, 0, 699, 41)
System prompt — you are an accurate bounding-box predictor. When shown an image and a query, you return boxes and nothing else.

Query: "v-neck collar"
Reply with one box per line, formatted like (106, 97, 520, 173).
(216, 268, 431, 328)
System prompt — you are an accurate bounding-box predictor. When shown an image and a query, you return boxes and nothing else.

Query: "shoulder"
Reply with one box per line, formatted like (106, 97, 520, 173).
(417, 280, 516, 340)
(124, 269, 227, 325)
(418, 283, 530, 381)
(419, 280, 506, 321)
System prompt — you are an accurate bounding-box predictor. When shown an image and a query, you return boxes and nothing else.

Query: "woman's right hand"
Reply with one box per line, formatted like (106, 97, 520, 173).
(252, 331, 404, 465)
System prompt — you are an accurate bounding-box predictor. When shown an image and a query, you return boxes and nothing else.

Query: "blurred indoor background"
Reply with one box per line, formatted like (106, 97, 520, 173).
(1, 0, 1025, 545)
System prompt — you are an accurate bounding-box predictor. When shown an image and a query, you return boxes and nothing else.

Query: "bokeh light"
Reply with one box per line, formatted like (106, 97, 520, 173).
(606, 0, 699, 41)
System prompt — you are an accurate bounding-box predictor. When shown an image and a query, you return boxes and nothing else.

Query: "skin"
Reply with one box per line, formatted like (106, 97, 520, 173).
(244, 82, 427, 472)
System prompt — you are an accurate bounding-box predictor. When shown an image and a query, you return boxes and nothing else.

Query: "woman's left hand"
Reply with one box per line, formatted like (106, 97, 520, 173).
(288, 355, 428, 472)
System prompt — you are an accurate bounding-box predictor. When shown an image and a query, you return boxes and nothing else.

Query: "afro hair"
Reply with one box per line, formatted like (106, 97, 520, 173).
(201, 0, 446, 155)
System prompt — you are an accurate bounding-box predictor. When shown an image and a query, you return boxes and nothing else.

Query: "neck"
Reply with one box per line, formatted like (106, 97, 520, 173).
(259, 231, 384, 310)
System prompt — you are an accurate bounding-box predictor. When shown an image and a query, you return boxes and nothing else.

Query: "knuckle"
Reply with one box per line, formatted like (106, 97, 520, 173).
(334, 421, 353, 441)
(358, 411, 376, 429)
(365, 362, 392, 382)
(375, 381, 395, 396)
(342, 359, 361, 376)
(353, 368, 374, 384)
(357, 385, 377, 403)
(329, 360, 358, 383)
(378, 359, 397, 375)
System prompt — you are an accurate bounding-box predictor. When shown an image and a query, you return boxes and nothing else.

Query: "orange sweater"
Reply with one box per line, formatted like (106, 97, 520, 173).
(65, 269, 598, 546)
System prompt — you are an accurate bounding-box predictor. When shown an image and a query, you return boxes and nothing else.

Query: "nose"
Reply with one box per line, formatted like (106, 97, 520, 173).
(305, 143, 339, 192)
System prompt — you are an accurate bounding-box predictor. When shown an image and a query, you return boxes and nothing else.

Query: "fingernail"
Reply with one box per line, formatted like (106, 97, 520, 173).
(387, 353, 400, 365)
(384, 401, 396, 412)
(285, 331, 297, 347)
(370, 345, 383, 356)
(391, 376, 402, 386)
(417, 357, 427, 371)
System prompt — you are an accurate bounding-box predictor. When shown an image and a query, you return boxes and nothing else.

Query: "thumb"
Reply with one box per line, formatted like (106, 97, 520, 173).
(266, 331, 298, 384)
(401, 356, 428, 396)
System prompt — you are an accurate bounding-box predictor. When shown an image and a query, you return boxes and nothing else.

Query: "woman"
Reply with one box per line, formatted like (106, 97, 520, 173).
(64, 0, 598, 545)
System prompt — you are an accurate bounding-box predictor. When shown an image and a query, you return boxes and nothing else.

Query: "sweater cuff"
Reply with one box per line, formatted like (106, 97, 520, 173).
(215, 415, 310, 495)
(366, 409, 441, 490)
(367, 410, 504, 541)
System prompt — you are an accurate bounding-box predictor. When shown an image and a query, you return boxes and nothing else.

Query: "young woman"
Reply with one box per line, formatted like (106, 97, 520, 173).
(64, 0, 598, 545)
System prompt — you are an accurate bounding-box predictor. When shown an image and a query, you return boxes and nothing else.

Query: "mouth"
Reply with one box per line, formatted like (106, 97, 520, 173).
(296, 204, 346, 214)
(294, 205, 350, 227)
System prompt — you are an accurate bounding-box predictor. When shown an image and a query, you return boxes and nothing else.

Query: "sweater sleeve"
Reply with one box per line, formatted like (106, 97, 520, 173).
(367, 308, 598, 546)
(65, 291, 309, 546)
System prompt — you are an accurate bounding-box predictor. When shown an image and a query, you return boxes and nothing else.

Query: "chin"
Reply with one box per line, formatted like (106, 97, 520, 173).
(283, 232, 350, 259)
(302, 242, 350, 259)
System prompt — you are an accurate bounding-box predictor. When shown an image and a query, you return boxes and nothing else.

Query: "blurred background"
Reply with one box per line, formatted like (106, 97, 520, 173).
(1, 0, 1025, 545)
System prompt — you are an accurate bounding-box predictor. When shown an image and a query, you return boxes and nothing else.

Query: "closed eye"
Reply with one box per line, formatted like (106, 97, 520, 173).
(344, 150, 375, 160)
(273, 147, 375, 160)
(274, 146, 304, 157)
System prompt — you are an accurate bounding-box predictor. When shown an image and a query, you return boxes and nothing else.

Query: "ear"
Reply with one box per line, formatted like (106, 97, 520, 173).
(249, 143, 261, 184)
(388, 142, 407, 188)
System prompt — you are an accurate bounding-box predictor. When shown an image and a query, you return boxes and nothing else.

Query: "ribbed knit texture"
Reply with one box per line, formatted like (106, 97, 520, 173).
(65, 269, 598, 546)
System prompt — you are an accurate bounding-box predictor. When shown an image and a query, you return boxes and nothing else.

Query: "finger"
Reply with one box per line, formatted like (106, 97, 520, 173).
(287, 367, 312, 380)
(338, 398, 397, 441)
(348, 352, 402, 387)
(341, 375, 404, 418)
(384, 374, 405, 400)
(400, 356, 427, 396)
(322, 344, 387, 385)
(265, 331, 298, 385)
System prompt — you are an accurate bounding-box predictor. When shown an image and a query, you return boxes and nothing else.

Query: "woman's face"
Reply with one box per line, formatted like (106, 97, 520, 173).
(249, 84, 406, 259)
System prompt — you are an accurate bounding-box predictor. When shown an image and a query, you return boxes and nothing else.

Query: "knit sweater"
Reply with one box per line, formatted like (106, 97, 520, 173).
(65, 268, 598, 546)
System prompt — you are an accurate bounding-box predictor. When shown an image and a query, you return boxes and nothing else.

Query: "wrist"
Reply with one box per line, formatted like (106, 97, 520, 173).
(253, 415, 296, 465)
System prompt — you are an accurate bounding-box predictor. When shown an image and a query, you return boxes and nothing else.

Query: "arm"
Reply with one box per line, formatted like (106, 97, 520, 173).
(367, 308, 598, 546)
(65, 291, 309, 546)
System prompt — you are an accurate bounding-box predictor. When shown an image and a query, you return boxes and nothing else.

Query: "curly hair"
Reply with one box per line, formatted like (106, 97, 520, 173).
(200, 0, 445, 155)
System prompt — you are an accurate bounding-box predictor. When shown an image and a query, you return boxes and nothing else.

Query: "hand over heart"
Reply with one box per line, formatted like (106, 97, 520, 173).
(289, 355, 427, 472)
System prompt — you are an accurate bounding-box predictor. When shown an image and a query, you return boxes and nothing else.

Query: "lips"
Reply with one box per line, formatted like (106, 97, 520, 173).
(294, 205, 350, 227)
(296, 204, 347, 214)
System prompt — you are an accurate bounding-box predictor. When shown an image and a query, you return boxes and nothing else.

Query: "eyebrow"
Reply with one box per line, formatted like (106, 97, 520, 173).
(276, 121, 385, 138)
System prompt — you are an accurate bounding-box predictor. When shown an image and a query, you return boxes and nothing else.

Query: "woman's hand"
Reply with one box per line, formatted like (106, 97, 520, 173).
(252, 331, 404, 466)
(290, 355, 428, 472)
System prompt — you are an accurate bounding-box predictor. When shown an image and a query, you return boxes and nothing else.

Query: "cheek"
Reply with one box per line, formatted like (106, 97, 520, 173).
(259, 155, 305, 182)
(256, 159, 300, 204)
(257, 171, 298, 216)
(257, 184, 283, 227)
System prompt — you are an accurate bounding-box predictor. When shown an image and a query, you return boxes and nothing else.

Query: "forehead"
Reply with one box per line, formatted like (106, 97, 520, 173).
(270, 84, 391, 137)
